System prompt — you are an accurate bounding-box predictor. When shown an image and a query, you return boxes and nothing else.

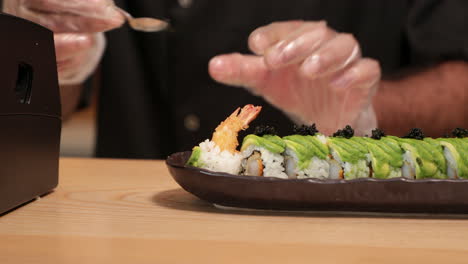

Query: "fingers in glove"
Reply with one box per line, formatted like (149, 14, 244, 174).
(330, 58, 381, 94)
(23, 0, 118, 18)
(57, 33, 106, 85)
(209, 53, 269, 91)
(300, 33, 361, 79)
(54, 33, 95, 61)
(248, 20, 305, 55)
(57, 57, 77, 75)
(262, 22, 337, 69)
(20, 0, 124, 32)
(330, 58, 381, 123)
(57, 47, 92, 75)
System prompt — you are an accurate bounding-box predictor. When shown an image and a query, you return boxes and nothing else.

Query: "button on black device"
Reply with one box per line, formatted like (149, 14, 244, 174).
(15, 62, 34, 104)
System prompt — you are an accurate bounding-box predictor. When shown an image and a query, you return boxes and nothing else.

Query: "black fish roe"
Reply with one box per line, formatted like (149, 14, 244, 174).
(333, 125, 354, 138)
(293, 124, 319, 136)
(403, 128, 425, 140)
(371, 128, 386, 140)
(452, 127, 468, 138)
(253, 125, 277, 136)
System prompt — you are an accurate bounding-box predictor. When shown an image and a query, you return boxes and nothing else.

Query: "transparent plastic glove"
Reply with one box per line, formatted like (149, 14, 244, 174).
(209, 21, 381, 136)
(3, 0, 125, 85)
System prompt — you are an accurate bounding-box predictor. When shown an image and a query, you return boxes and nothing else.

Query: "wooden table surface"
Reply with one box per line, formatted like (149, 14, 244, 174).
(1, 158, 468, 264)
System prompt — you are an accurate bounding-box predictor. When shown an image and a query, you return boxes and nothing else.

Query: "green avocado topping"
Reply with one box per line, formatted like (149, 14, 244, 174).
(186, 146, 202, 167)
(282, 135, 329, 169)
(328, 137, 367, 164)
(240, 134, 286, 154)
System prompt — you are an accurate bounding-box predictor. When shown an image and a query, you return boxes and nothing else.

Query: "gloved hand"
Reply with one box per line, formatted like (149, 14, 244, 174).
(3, 0, 125, 85)
(209, 21, 380, 136)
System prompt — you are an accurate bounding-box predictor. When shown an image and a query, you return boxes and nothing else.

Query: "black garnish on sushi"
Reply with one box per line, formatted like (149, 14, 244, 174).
(293, 124, 318, 136)
(371, 129, 386, 140)
(333, 125, 354, 138)
(403, 128, 425, 140)
(451, 127, 468, 138)
(253, 125, 277, 136)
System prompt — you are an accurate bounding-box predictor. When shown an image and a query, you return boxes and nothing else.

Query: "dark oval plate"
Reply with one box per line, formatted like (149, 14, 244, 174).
(166, 151, 468, 213)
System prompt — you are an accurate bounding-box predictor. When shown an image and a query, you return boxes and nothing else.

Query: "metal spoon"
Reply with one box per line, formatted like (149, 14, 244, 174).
(115, 7, 170, 32)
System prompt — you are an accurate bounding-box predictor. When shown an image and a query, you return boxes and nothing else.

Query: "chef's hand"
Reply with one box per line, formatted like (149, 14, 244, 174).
(3, 0, 124, 85)
(209, 21, 380, 136)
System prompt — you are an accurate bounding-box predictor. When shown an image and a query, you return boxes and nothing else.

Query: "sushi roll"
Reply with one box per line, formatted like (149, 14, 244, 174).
(282, 125, 330, 179)
(350, 130, 403, 179)
(240, 126, 288, 179)
(187, 104, 467, 181)
(186, 104, 262, 174)
(327, 126, 370, 179)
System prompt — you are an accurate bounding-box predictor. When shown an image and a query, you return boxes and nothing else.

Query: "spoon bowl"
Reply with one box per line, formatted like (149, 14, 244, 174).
(115, 7, 170, 32)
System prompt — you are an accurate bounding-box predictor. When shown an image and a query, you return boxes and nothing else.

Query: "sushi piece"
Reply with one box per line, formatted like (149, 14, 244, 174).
(327, 126, 370, 179)
(388, 129, 447, 179)
(435, 137, 468, 178)
(282, 125, 330, 179)
(240, 130, 288, 179)
(186, 105, 262, 174)
(350, 134, 403, 179)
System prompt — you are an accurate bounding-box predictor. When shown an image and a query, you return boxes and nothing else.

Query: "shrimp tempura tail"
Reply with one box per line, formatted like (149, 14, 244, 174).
(212, 104, 262, 153)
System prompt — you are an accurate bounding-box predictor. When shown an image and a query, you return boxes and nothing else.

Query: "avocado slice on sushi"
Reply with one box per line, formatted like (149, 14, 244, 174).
(240, 134, 288, 179)
(186, 146, 203, 167)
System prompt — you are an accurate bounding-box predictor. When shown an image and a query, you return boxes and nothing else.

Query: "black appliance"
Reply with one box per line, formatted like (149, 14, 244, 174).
(0, 12, 61, 215)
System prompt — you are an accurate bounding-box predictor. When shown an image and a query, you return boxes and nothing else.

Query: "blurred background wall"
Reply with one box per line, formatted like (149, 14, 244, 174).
(59, 102, 96, 157)
(59, 76, 98, 158)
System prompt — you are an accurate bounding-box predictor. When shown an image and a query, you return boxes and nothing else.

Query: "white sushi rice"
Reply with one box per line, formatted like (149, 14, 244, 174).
(283, 148, 329, 179)
(197, 140, 243, 175)
(242, 145, 288, 179)
(343, 160, 369, 179)
(388, 167, 403, 178)
(300, 157, 330, 179)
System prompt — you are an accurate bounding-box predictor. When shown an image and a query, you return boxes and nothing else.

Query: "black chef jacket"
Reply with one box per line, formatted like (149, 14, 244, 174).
(97, 0, 468, 159)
